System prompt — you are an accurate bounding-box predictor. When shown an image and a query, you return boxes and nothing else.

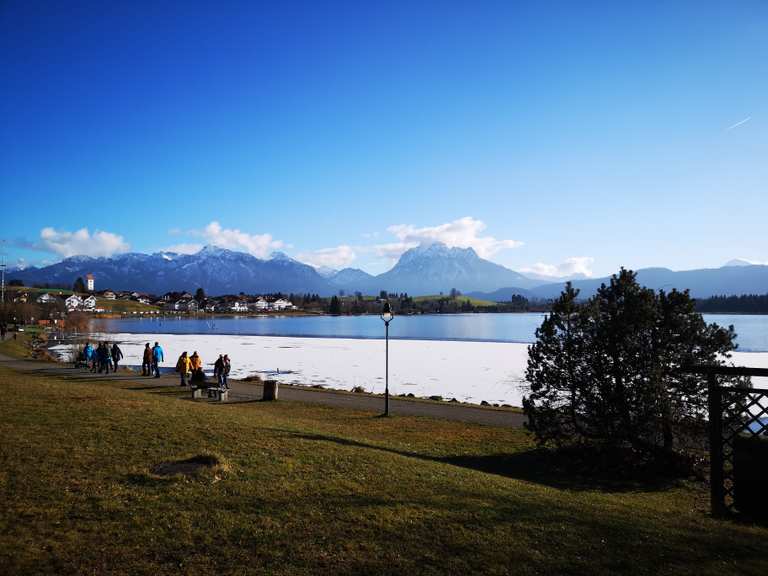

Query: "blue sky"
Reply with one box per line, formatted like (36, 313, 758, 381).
(1, 1, 766, 277)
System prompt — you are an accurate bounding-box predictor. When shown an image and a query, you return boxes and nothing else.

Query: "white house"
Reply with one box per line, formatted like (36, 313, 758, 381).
(272, 298, 293, 311)
(83, 295, 97, 310)
(186, 300, 199, 312)
(65, 294, 83, 311)
(204, 303, 216, 313)
(37, 293, 56, 304)
(230, 301, 249, 313)
(253, 298, 269, 311)
(102, 290, 116, 300)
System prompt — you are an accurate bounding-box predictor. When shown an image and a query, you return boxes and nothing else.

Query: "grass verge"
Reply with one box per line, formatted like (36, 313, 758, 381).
(0, 366, 766, 575)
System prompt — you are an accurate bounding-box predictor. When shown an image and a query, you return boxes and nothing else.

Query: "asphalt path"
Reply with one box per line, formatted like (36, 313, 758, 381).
(0, 352, 526, 428)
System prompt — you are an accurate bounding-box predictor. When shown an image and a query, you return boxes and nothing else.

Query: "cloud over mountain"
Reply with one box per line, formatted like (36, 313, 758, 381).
(385, 217, 523, 260)
(297, 245, 356, 269)
(521, 257, 595, 279)
(39, 227, 129, 258)
(195, 221, 285, 258)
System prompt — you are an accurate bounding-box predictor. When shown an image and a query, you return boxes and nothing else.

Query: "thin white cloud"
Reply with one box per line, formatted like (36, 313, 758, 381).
(39, 227, 130, 258)
(297, 245, 356, 269)
(521, 257, 595, 279)
(372, 241, 419, 260)
(381, 217, 523, 261)
(191, 221, 285, 258)
(725, 116, 751, 131)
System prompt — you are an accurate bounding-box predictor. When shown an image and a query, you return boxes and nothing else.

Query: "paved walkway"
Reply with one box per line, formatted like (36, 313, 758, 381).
(0, 352, 526, 428)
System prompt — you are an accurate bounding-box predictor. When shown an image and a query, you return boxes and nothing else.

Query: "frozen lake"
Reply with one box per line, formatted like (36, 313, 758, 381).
(53, 313, 768, 407)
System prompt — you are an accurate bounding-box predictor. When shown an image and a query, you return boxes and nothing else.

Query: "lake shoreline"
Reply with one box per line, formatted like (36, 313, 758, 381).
(52, 331, 768, 408)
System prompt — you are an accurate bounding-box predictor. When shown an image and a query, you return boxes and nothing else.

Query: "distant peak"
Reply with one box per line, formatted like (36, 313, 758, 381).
(315, 265, 338, 278)
(403, 242, 478, 259)
(63, 255, 95, 263)
(198, 244, 229, 255)
(270, 251, 297, 262)
(723, 258, 758, 268)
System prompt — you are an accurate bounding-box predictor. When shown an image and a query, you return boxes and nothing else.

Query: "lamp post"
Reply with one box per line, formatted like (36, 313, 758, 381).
(380, 300, 394, 416)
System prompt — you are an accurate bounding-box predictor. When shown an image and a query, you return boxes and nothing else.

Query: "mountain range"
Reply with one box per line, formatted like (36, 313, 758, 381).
(8, 244, 768, 299)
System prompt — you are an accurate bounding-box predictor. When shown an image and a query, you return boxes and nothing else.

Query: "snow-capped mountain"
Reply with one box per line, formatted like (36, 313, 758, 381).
(9, 242, 539, 297)
(9, 246, 334, 296)
(370, 243, 539, 295)
(10, 243, 768, 298)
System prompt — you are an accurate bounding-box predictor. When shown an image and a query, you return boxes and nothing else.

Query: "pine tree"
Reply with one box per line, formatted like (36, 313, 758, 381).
(524, 270, 738, 457)
(73, 277, 86, 293)
(328, 295, 342, 315)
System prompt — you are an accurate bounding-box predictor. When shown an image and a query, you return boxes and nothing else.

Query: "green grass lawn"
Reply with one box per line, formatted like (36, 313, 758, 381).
(95, 298, 159, 314)
(7, 285, 74, 297)
(0, 367, 766, 575)
(413, 294, 496, 307)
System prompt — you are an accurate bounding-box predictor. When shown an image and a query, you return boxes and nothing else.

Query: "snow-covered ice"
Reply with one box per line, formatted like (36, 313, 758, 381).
(52, 333, 768, 407)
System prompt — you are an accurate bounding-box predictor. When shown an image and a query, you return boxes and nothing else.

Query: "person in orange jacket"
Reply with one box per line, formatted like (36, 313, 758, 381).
(189, 351, 205, 384)
(176, 351, 192, 387)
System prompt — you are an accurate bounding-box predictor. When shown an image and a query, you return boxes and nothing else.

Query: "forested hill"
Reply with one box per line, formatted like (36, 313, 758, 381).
(695, 293, 768, 314)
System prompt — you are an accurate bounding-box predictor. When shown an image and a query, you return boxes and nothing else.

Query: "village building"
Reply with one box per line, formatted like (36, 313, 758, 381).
(230, 301, 249, 313)
(65, 294, 83, 311)
(82, 295, 97, 310)
(252, 298, 269, 311)
(272, 298, 294, 311)
(37, 293, 56, 305)
(102, 290, 116, 300)
(86, 274, 95, 292)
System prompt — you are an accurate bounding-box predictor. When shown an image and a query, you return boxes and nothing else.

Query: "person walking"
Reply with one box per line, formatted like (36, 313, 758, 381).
(213, 354, 225, 387)
(111, 342, 123, 372)
(222, 354, 231, 389)
(98, 342, 110, 374)
(90, 342, 99, 372)
(189, 351, 203, 384)
(83, 342, 94, 370)
(142, 343, 152, 376)
(176, 351, 191, 387)
(151, 341, 164, 378)
(0, 323, 6, 341)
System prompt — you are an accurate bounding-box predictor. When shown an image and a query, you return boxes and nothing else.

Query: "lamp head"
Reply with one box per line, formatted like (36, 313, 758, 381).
(380, 300, 393, 323)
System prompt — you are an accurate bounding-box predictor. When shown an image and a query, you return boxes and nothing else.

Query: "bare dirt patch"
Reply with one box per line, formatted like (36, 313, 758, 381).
(150, 454, 226, 478)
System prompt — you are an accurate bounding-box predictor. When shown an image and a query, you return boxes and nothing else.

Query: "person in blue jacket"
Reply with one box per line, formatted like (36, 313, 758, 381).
(83, 342, 93, 369)
(151, 342, 164, 378)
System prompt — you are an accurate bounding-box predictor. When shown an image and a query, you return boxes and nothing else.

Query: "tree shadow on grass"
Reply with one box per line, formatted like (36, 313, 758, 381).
(276, 430, 683, 493)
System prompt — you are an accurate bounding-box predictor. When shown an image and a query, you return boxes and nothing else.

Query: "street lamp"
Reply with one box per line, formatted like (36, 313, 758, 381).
(380, 300, 394, 416)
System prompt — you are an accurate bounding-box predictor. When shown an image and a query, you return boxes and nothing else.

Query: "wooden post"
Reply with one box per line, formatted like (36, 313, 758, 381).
(708, 371, 725, 516)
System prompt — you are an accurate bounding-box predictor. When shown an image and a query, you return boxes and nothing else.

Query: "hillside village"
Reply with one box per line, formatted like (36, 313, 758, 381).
(10, 285, 298, 315)
(4, 272, 303, 326)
